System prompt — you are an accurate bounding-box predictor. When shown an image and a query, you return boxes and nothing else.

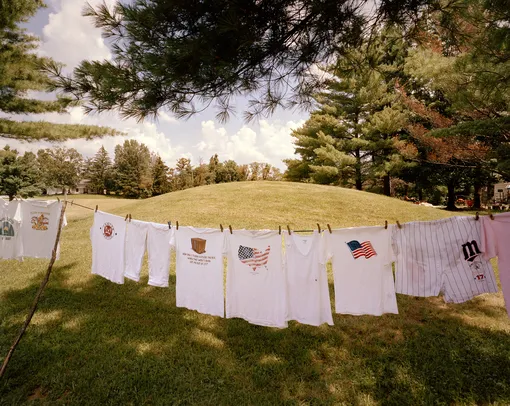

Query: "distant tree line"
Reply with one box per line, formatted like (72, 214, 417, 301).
(0, 141, 282, 200)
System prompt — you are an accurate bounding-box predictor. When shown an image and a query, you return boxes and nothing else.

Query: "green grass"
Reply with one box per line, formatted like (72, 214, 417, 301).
(1, 181, 509, 405)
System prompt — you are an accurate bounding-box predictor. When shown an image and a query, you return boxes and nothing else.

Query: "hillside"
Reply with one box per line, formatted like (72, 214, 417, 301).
(67, 181, 453, 228)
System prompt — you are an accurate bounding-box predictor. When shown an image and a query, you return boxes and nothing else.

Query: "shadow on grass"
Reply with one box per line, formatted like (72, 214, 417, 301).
(1, 268, 510, 405)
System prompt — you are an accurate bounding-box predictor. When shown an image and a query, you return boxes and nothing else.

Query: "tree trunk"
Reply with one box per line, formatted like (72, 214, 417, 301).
(487, 179, 494, 205)
(417, 188, 423, 201)
(473, 182, 481, 210)
(383, 175, 391, 196)
(446, 182, 457, 211)
(355, 149, 362, 190)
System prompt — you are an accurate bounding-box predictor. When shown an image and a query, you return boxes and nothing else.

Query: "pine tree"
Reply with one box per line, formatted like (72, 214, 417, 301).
(151, 155, 170, 196)
(0, 1, 119, 141)
(175, 158, 193, 190)
(287, 30, 409, 194)
(113, 140, 153, 198)
(207, 154, 220, 184)
(0, 146, 41, 200)
(86, 146, 114, 194)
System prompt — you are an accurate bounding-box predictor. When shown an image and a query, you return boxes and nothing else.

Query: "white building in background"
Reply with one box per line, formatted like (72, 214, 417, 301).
(46, 179, 92, 195)
(493, 182, 510, 203)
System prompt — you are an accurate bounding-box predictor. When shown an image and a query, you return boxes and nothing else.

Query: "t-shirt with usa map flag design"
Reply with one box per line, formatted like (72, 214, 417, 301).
(225, 229, 287, 328)
(325, 226, 398, 316)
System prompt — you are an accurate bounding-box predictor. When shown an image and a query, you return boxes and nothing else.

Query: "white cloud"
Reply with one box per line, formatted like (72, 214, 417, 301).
(193, 119, 304, 169)
(39, 0, 112, 70)
(158, 111, 178, 124)
(259, 119, 304, 163)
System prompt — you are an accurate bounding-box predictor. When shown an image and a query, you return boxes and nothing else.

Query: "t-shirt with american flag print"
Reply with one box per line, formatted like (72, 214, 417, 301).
(225, 229, 287, 328)
(325, 226, 398, 316)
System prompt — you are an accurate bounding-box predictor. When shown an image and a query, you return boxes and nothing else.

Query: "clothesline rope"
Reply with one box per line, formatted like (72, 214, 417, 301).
(64, 201, 330, 232)
(60, 198, 495, 233)
(68, 201, 94, 211)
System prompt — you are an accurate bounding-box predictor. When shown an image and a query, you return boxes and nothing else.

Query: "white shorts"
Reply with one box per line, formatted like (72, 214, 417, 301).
(124, 220, 172, 287)
(124, 220, 148, 282)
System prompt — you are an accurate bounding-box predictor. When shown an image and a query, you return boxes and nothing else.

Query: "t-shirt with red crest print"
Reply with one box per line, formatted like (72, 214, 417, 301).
(90, 211, 127, 284)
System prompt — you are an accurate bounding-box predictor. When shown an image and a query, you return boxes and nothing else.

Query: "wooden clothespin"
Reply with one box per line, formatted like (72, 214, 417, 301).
(228, 225, 233, 234)
(125, 214, 129, 221)
(475, 212, 479, 220)
(278, 225, 281, 235)
(287, 225, 291, 235)
(129, 214, 132, 222)
(317, 223, 321, 233)
(168, 221, 172, 229)
(327, 224, 332, 234)
(220, 224, 224, 232)
(385, 220, 388, 229)
(95, 205, 98, 212)
(176, 221, 179, 230)
(396, 220, 402, 229)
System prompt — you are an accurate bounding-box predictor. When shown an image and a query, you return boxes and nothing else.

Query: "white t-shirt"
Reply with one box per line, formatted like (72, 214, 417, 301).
(172, 226, 225, 317)
(0, 200, 23, 260)
(146, 223, 173, 287)
(284, 231, 333, 326)
(20, 200, 67, 259)
(326, 226, 398, 316)
(124, 220, 149, 282)
(225, 230, 287, 328)
(90, 211, 127, 284)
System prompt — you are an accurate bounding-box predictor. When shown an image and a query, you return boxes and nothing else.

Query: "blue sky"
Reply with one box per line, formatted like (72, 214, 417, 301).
(5, 0, 308, 169)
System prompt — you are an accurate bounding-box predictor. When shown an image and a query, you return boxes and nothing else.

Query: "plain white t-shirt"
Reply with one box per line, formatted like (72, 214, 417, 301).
(326, 226, 398, 316)
(284, 231, 333, 326)
(146, 222, 173, 287)
(172, 226, 225, 317)
(0, 200, 23, 260)
(225, 230, 287, 328)
(20, 200, 67, 259)
(90, 211, 127, 284)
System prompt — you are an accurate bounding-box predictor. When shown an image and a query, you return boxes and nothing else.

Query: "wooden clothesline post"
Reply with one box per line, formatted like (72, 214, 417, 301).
(0, 200, 68, 379)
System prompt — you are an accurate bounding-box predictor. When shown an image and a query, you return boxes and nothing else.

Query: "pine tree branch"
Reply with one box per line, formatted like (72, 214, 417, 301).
(0, 119, 123, 141)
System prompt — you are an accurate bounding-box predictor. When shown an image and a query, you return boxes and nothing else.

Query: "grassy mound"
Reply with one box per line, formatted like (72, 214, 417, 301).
(1, 182, 509, 405)
(66, 181, 452, 227)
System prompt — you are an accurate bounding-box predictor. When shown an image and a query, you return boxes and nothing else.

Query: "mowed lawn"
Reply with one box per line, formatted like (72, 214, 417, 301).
(1, 182, 509, 405)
